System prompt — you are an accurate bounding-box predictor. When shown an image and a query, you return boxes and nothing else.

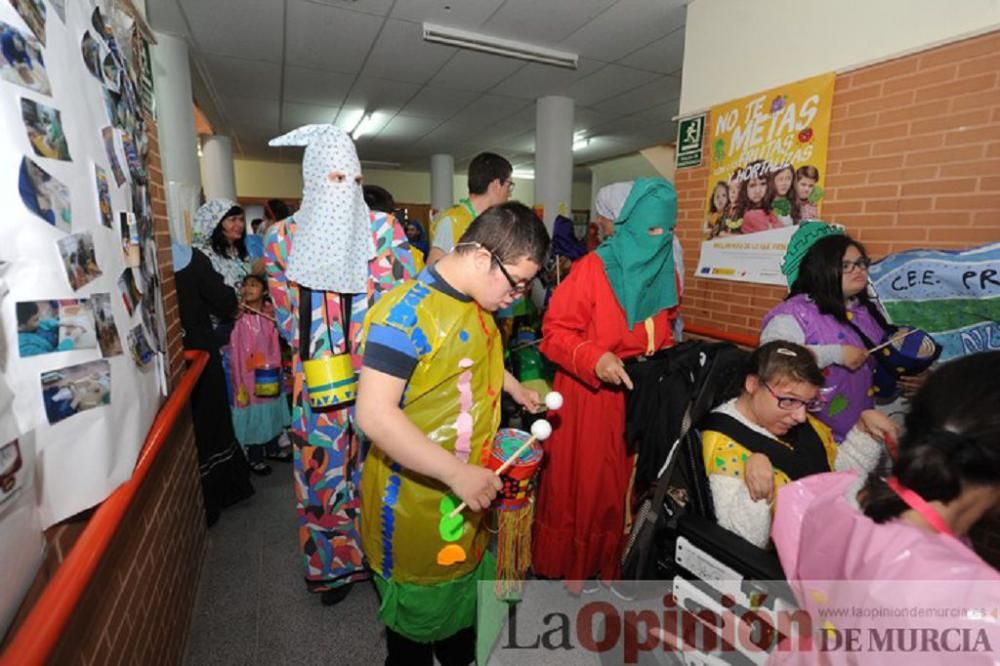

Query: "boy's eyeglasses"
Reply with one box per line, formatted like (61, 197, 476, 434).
(842, 257, 871, 274)
(455, 241, 530, 296)
(761, 381, 824, 413)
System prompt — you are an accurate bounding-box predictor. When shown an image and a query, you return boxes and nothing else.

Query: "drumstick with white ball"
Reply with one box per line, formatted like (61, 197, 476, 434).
(448, 392, 562, 518)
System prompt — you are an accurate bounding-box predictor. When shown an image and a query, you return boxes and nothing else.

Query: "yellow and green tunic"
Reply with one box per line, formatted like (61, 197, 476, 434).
(360, 265, 503, 642)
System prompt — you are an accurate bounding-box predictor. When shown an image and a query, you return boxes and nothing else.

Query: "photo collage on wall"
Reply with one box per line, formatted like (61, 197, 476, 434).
(4, 1, 162, 430)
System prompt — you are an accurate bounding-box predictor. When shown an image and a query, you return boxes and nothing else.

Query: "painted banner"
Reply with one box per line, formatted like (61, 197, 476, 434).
(869, 242, 1000, 362)
(697, 72, 836, 285)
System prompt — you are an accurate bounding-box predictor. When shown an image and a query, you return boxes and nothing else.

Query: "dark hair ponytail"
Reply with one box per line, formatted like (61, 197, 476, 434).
(862, 351, 1000, 522)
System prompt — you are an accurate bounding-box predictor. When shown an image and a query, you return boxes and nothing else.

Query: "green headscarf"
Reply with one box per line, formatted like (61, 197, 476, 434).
(595, 177, 678, 329)
(781, 221, 844, 288)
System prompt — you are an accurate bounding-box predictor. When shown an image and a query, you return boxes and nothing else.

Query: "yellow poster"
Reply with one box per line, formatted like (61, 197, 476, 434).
(703, 72, 835, 240)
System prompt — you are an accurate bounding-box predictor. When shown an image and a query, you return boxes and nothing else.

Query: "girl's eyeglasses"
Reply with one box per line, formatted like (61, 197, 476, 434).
(761, 381, 824, 412)
(842, 257, 871, 274)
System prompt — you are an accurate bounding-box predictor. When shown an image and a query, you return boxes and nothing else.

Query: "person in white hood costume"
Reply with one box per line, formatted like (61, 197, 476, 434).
(263, 124, 416, 606)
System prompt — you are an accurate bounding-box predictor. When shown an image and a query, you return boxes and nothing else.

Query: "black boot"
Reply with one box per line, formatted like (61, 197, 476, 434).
(320, 584, 352, 606)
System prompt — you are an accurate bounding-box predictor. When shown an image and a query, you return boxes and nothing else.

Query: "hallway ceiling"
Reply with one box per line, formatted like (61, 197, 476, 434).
(146, 0, 686, 174)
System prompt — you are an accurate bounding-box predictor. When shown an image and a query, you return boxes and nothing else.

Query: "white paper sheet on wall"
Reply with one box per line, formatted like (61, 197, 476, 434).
(0, 0, 165, 534)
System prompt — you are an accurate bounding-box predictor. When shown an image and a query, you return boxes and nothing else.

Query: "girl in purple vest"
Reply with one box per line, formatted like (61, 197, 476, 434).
(761, 225, 892, 443)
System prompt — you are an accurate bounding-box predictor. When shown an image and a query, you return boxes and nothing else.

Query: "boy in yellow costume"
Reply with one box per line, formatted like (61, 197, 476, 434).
(357, 202, 549, 665)
(425, 152, 514, 265)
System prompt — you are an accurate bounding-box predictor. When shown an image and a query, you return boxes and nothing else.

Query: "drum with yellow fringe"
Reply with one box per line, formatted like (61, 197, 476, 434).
(488, 427, 544, 597)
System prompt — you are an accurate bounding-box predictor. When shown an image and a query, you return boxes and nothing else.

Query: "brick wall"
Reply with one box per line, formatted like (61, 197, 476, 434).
(46, 411, 204, 665)
(675, 30, 1000, 340)
(1, 117, 207, 662)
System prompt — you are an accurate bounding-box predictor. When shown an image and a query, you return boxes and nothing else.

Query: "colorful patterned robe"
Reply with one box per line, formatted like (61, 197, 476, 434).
(264, 211, 415, 591)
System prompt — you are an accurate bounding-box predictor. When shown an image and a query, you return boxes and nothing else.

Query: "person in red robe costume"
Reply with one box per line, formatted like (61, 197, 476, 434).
(533, 178, 682, 587)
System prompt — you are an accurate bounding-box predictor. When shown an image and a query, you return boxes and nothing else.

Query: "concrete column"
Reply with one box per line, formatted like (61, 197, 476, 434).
(535, 96, 574, 233)
(151, 31, 202, 241)
(200, 135, 237, 202)
(430, 154, 454, 213)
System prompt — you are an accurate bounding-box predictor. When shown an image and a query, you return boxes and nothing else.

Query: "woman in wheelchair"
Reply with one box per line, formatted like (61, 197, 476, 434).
(703, 341, 898, 548)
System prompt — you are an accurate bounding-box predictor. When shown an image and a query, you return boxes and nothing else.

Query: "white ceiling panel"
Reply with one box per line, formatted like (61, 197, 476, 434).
(390, 0, 504, 28)
(401, 86, 480, 119)
(146, 0, 691, 171)
(589, 112, 664, 135)
(428, 51, 525, 92)
(302, 0, 395, 17)
(573, 107, 618, 132)
(452, 94, 532, 127)
(628, 99, 682, 124)
(196, 54, 282, 101)
(361, 19, 457, 84)
(280, 102, 339, 132)
(559, 0, 686, 63)
(377, 114, 442, 140)
(419, 123, 490, 145)
(145, 0, 188, 37)
(179, 0, 284, 62)
(339, 78, 423, 117)
(489, 57, 604, 100)
(617, 29, 685, 74)
(490, 104, 537, 134)
(564, 64, 660, 107)
(480, 0, 617, 44)
(283, 66, 355, 106)
(590, 75, 681, 115)
(503, 130, 536, 153)
(225, 97, 281, 129)
(286, 0, 384, 72)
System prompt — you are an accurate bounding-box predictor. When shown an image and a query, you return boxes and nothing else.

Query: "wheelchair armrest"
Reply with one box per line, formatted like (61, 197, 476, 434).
(676, 511, 787, 582)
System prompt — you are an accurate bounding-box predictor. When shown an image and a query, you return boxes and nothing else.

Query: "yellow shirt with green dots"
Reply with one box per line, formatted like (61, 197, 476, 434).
(702, 414, 839, 493)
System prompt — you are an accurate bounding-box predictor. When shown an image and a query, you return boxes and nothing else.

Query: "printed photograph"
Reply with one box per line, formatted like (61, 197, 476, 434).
(91, 7, 111, 42)
(41, 359, 111, 425)
(95, 164, 112, 227)
(80, 30, 103, 82)
(57, 232, 103, 291)
(0, 439, 24, 508)
(102, 51, 120, 91)
(127, 324, 154, 367)
(120, 131, 145, 182)
(119, 211, 140, 267)
(8, 0, 45, 44)
(16, 299, 97, 358)
(90, 292, 123, 358)
(117, 268, 141, 316)
(102, 125, 126, 186)
(1, 21, 50, 94)
(21, 97, 70, 160)
(18, 156, 70, 230)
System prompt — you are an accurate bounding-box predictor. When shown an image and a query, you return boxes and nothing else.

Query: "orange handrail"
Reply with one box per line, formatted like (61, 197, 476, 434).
(684, 322, 760, 348)
(0, 350, 209, 666)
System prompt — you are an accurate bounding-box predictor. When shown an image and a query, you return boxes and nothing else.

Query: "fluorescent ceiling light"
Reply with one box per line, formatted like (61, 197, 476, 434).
(423, 23, 578, 70)
(352, 113, 376, 140)
(512, 169, 535, 179)
(338, 108, 366, 135)
(362, 160, 401, 169)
